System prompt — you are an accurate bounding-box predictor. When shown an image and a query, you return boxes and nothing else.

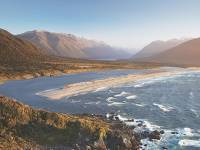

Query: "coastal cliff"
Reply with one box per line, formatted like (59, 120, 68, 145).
(0, 96, 141, 150)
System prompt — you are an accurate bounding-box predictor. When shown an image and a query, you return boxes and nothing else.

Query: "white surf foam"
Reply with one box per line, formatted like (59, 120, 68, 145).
(190, 109, 199, 117)
(70, 100, 81, 103)
(96, 101, 100, 104)
(106, 97, 116, 102)
(134, 83, 144, 88)
(94, 86, 107, 92)
(142, 120, 161, 131)
(108, 102, 126, 106)
(132, 73, 187, 89)
(153, 103, 174, 112)
(36, 88, 60, 96)
(140, 139, 160, 150)
(178, 128, 200, 137)
(132, 103, 145, 107)
(97, 97, 103, 100)
(126, 95, 137, 100)
(113, 113, 200, 148)
(114, 91, 129, 97)
(85, 101, 101, 105)
(115, 114, 161, 132)
(179, 139, 200, 147)
(182, 128, 194, 137)
(189, 91, 194, 99)
(109, 90, 115, 93)
(117, 115, 129, 121)
(133, 78, 160, 88)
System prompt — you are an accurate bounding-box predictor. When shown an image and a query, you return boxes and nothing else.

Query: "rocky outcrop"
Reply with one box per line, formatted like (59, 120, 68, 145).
(106, 113, 162, 149)
(0, 96, 141, 150)
(105, 128, 140, 150)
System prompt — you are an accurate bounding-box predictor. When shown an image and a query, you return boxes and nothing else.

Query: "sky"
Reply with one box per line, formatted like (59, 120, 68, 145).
(1, 0, 200, 49)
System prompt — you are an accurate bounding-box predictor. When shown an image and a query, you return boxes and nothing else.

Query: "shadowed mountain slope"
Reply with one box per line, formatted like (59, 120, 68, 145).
(0, 29, 45, 66)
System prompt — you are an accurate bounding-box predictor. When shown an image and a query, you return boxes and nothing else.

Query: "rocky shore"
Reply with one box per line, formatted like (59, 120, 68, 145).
(0, 96, 163, 150)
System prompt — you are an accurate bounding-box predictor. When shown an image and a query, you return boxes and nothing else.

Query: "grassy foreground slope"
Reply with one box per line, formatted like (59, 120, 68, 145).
(0, 96, 140, 149)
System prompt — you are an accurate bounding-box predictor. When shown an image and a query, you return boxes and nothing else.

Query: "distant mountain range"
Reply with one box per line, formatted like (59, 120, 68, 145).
(0, 28, 142, 81)
(132, 39, 190, 59)
(143, 38, 200, 66)
(17, 30, 131, 60)
(2, 27, 200, 67)
(132, 37, 200, 66)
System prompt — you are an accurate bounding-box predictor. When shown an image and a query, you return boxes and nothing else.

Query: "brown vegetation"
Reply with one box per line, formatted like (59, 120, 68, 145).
(0, 96, 140, 149)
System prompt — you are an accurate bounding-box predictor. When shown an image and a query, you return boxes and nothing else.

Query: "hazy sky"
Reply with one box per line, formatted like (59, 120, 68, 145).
(1, 0, 200, 49)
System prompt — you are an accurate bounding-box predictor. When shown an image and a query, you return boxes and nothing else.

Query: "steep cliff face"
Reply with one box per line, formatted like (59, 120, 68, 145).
(0, 96, 140, 150)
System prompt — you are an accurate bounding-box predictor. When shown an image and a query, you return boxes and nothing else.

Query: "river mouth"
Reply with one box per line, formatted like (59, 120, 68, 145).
(0, 67, 200, 149)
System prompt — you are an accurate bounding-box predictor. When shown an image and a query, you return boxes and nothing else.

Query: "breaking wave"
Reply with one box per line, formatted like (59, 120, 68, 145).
(153, 103, 174, 112)
(126, 95, 137, 100)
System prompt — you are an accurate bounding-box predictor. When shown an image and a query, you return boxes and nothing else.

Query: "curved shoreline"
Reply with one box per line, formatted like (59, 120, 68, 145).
(37, 68, 199, 100)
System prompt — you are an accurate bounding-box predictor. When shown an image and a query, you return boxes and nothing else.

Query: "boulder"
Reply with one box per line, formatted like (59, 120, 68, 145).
(149, 130, 161, 140)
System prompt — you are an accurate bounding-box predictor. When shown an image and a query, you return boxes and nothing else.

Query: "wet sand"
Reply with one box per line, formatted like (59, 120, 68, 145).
(37, 68, 197, 100)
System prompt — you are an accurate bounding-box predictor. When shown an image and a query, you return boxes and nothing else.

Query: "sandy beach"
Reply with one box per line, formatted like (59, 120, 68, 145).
(36, 68, 200, 100)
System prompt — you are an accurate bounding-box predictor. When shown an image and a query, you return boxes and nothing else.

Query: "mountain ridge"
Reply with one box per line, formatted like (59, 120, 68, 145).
(18, 30, 131, 60)
(0, 28, 46, 66)
(143, 37, 200, 66)
(132, 38, 190, 59)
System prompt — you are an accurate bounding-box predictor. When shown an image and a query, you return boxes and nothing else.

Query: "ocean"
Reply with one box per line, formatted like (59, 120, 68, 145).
(0, 68, 200, 149)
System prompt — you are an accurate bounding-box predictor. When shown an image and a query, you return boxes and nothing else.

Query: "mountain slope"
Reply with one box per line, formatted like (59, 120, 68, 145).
(17, 30, 88, 58)
(18, 30, 131, 60)
(0, 29, 45, 66)
(132, 39, 189, 59)
(83, 45, 131, 60)
(143, 38, 200, 66)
